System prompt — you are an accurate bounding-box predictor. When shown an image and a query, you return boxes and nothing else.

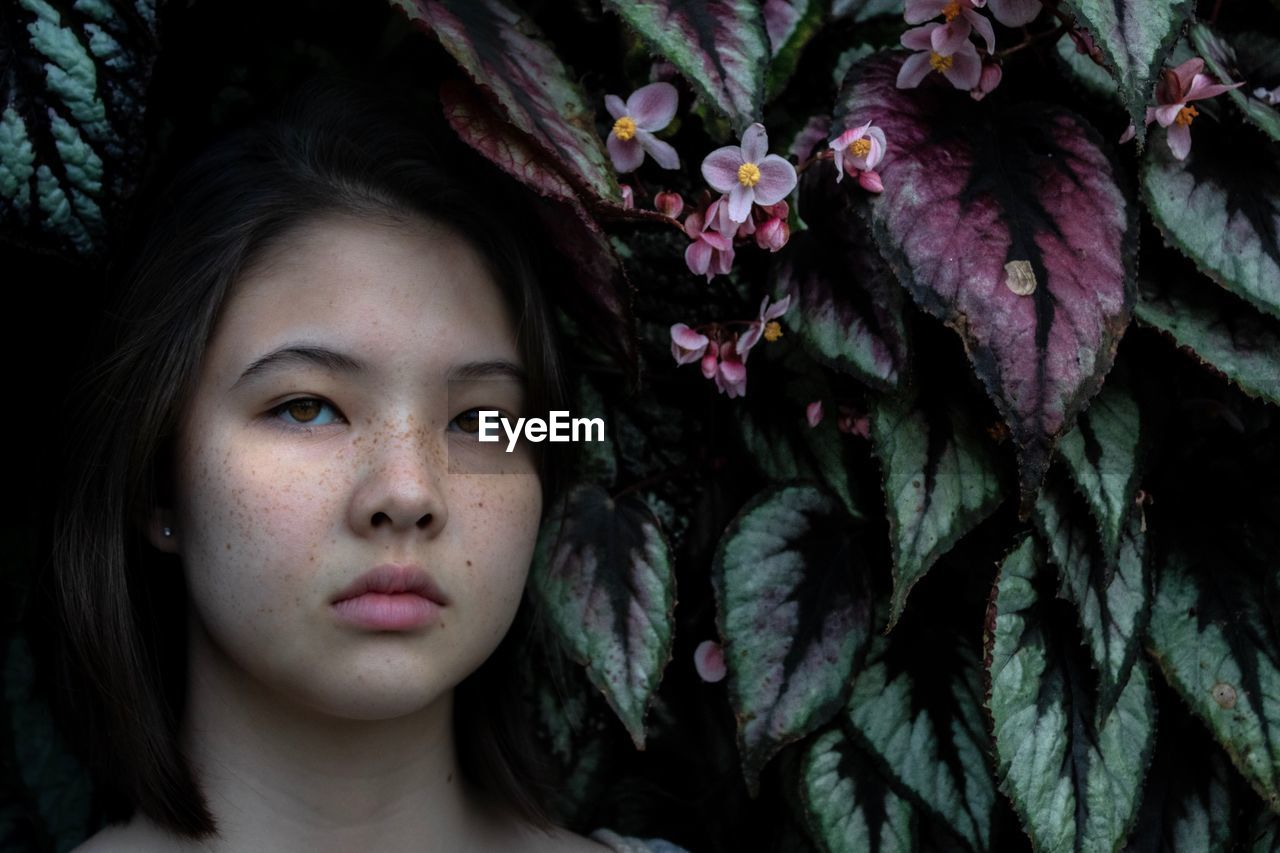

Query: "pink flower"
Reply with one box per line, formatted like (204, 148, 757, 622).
(859, 170, 884, 193)
(604, 82, 681, 173)
(806, 400, 824, 427)
(830, 121, 887, 183)
(620, 184, 634, 210)
(904, 0, 995, 54)
(694, 640, 726, 683)
(711, 339, 748, 398)
(970, 60, 1002, 101)
(737, 294, 792, 359)
(986, 0, 1041, 26)
(701, 123, 798, 223)
(1119, 57, 1243, 160)
(753, 200, 790, 252)
(654, 190, 684, 218)
(898, 23, 982, 90)
(670, 323, 709, 365)
(683, 208, 735, 281)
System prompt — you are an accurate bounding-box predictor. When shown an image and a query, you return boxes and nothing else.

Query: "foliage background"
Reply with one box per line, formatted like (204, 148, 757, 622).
(1, 0, 1279, 851)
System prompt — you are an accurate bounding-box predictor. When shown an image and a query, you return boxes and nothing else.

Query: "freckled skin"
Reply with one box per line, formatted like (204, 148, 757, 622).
(158, 212, 542, 721)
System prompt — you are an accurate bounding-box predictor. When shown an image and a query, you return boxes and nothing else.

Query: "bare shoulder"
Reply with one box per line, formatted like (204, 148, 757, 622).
(530, 825, 614, 852)
(69, 816, 200, 853)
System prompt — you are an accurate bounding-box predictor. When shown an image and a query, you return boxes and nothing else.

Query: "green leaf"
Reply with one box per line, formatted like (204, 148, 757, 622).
(1033, 477, 1151, 717)
(1056, 366, 1146, 564)
(1059, 0, 1195, 147)
(712, 485, 874, 795)
(601, 0, 768, 134)
(797, 726, 916, 853)
(831, 0, 900, 23)
(1141, 115, 1280, 321)
(843, 610, 996, 850)
(531, 484, 677, 749)
(1055, 33, 1121, 101)
(1135, 275, 1280, 406)
(391, 0, 621, 204)
(738, 408, 864, 521)
(985, 536, 1157, 852)
(868, 380, 1004, 630)
(0, 0, 160, 258)
(1146, 542, 1280, 814)
(764, 0, 824, 101)
(1191, 24, 1280, 144)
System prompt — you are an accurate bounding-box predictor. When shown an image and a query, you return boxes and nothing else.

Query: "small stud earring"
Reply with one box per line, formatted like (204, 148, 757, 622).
(162, 527, 173, 538)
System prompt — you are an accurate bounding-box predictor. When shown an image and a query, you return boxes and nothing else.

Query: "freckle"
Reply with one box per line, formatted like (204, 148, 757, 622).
(225, 543, 232, 550)
(466, 560, 472, 566)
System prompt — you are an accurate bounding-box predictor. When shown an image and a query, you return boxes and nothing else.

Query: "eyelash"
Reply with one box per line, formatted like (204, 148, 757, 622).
(266, 398, 497, 434)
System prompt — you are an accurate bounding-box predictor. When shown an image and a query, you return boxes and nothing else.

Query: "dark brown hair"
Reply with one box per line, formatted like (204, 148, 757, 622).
(33, 75, 570, 840)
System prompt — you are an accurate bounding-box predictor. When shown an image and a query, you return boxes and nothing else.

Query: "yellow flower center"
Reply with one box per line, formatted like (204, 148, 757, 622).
(930, 52, 953, 73)
(1175, 105, 1199, 126)
(943, 1, 961, 21)
(850, 138, 872, 158)
(612, 116, 637, 141)
(737, 162, 762, 187)
(763, 321, 782, 342)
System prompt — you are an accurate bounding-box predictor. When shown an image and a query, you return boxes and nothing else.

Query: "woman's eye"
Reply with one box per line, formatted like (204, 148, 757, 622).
(269, 397, 343, 429)
(449, 407, 485, 435)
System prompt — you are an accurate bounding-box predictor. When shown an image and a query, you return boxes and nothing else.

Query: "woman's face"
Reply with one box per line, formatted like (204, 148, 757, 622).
(151, 213, 542, 720)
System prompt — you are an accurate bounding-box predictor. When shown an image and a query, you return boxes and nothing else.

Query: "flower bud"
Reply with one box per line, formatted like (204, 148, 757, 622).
(654, 191, 684, 218)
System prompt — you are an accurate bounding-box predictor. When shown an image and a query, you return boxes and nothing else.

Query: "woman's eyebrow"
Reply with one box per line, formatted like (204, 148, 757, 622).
(232, 344, 363, 389)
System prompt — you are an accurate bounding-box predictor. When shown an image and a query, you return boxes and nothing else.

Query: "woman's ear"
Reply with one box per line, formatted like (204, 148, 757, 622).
(145, 507, 180, 554)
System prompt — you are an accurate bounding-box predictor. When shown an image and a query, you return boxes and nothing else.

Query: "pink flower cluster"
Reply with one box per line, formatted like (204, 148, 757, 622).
(670, 295, 792, 398)
(829, 121, 887, 193)
(897, 0, 1025, 99)
(1119, 57, 1242, 161)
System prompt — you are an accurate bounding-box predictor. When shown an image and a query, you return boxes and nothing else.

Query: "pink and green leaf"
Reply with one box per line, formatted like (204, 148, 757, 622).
(1059, 0, 1195, 147)
(712, 485, 874, 796)
(601, 0, 768, 134)
(837, 52, 1137, 516)
(391, 0, 621, 204)
(531, 484, 677, 750)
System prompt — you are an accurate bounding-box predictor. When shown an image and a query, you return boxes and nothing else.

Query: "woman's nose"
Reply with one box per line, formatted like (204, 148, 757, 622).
(348, 419, 449, 536)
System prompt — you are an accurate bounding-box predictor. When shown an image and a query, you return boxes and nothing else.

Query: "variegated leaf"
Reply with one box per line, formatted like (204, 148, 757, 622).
(844, 607, 996, 850)
(1056, 365, 1145, 562)
(0, 0, 160, 257)
(739, 408, 864, 521)
(985, 536, 1157, 852)
(785, 166, 911, 391)
(1192, 24, 1280, 144)
(764, 0, 822, 100)
(1135, 275, 1280, 406)
(531, 484, 676, 749)
(1146, 542, 1280, 813)
(837, 52, 1136, 516)
(1141, 111, 1280, 321)
(797, 726, 916, 853)
(1032, 477, 1151, 717)
(1055, 32, 1121, 101)
(713, 485, 873, 795)
(601, 0, 767, 134)
(391, 0, 621, 204)
(868, 379, 1004, 630)
(1059, 0, 1195, 146)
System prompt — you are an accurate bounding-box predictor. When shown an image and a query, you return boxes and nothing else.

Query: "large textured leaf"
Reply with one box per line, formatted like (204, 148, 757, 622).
(1055, 32, 1121, 101)
(843, 608, 996, 850)
(784, 167, 911, 391)
(1056, 366, 1145, 562)
(1124, 694, 1238, 853)
(1033, 477, 1151, 717)
(738, 408, 864, 521)
(0, 0, 160, 257)
(531, 484, 676, 749)
(837, 53, 1137, 515)
(601, 0, 767, 133)
(796, 726, 916, 853)
(985, 536, 1157, 852)
(1141, 114, 1280, 321)
(1146, 542, 1280, 813)
(391, 0, 621, 204)
(1191, 24, 1280, 144)
(3, 635, 92, 850)
(1059, 0, 1194, 147)
(764, 0, 822, 100)
(712, 485, 874, 794)
(1135, 274, 1280, 406)
(868, 379, 1004, 630)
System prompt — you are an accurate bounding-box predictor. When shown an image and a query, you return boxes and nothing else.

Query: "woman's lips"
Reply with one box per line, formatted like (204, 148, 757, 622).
(331, 593, 441, 631)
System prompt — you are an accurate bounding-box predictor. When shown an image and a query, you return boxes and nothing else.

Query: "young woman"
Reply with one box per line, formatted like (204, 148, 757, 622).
(34, 76, 689, 853)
